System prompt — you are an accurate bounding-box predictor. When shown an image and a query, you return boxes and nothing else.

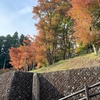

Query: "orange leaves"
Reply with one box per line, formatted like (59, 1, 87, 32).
(35, 62, 41, 69)
(9, 34, 47, 69)
(9, 47, 23, 69)
(36, 47, 45, 59)
(35, 37, 46, 63)
(68, 0, 94, 46)
(9, 38, 37, 70)
(70, 0, 91, 8)
(23, 39, 28, 43)
(67, 0, 100, 47)
(54, 0, 59, 2)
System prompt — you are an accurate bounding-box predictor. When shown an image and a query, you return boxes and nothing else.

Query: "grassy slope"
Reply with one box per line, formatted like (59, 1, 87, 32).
(30, 53, 100, 73)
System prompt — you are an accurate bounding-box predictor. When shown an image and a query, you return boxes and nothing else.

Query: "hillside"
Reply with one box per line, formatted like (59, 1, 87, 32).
(30, 53, 100, 73)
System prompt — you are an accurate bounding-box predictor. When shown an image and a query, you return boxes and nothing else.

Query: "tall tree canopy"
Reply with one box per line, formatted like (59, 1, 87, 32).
(7, 0, 100, 71)
(67, 0, 100, 54)
(33, 0, 74, 65)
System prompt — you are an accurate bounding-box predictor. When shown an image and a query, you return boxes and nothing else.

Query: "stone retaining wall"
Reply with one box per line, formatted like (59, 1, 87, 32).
(39, 67, 100, 100)
(0, 67, 100, 100)
(8, 71, 33, 100)
(0, 71, 15, 100)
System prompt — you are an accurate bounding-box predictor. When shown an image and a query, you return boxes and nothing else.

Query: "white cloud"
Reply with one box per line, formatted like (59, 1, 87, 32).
(0, 10, 38, 37)
(0, 0, 38, 37)
(18, 6, 32, 14)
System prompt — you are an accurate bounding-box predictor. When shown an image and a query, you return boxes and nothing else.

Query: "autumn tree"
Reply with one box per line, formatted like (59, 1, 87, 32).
(67, 0, 100, 55)
(0, 32, 28, 69)
(33, 0, 59, 65)
(9, 47, 24, 70)
(9, 34, 46, 71)
(87, 0, 100, 54)
(68, 0, 92, 45)
(33, 0, 73, 65)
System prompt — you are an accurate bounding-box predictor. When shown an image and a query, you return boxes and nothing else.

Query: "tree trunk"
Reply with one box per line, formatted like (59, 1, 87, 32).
(3, 58, 6, 69)
(46, 48, 54, 65)
(92, 44, 98, 55)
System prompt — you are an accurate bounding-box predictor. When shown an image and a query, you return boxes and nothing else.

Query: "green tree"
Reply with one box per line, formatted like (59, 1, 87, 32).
(1, 34, 12, 69)
(12, 32, 20, 47)
(0, 36, 5, 69)
(0, 32, 27, 69)
(19, 34, 26, 45)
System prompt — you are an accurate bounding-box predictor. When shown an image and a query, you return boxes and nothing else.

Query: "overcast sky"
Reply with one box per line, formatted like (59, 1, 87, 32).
(0, 0, 38, 37)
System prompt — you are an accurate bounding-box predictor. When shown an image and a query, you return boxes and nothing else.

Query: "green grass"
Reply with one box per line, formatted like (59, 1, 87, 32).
(30, 53, 100, 73)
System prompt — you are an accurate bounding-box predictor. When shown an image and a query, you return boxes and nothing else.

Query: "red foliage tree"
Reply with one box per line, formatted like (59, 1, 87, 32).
(9, 47, 24, 70)
(67, 0, 93, 46)
(9, 38, 37, 70)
